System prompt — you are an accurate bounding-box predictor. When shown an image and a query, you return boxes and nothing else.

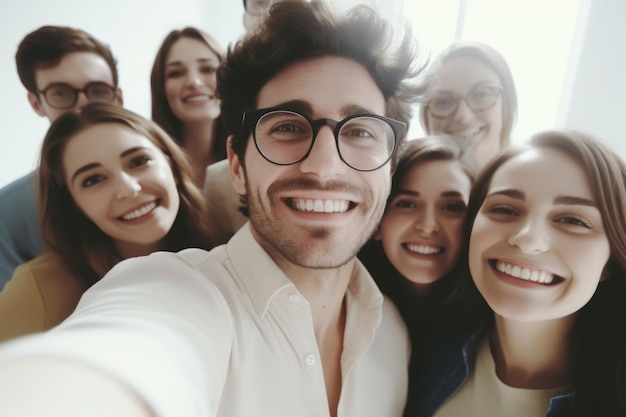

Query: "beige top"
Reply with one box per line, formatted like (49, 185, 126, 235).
(434, 336, 565, 417)
(203, 159, 248, 245)
(0, 252, 84, 342)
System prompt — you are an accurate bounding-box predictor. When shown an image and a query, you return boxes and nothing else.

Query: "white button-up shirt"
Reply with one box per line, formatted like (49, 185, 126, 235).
(0, 223, 410, 417)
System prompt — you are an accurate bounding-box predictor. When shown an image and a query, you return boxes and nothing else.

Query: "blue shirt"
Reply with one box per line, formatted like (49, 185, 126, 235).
(0, 171, 43, 290)
(414, 325, 575, 417)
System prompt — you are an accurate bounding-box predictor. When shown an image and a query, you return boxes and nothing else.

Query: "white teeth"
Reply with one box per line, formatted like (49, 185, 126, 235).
(457, 127, 482, 140)
(121, 201, 157, 220)
(293, 199, 349, 213)
(496, 260, 554, 284)
(184, 95, 210, 103)
(405, 244, 443, 255)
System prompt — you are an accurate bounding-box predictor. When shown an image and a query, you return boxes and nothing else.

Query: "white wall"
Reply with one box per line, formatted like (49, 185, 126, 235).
(559, 0, 626, 159)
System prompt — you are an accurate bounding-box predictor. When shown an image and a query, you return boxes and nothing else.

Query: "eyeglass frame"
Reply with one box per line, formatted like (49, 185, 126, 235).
(241, 106, 407, 172)
(36, 81, 118, 110)
(425, 83, 503, 118)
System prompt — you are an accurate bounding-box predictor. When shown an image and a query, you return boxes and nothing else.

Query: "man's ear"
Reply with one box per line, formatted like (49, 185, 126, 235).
(27, 91, 47, 117)
(228, 136, 246, 195)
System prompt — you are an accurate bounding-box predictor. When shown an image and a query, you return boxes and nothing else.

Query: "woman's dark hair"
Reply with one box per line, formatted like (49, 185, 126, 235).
(151, 26, 228, 161)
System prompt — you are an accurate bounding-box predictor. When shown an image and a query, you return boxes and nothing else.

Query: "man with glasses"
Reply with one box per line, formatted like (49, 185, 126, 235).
(0, 2, 422, 416)
(0, 26, 122, 289)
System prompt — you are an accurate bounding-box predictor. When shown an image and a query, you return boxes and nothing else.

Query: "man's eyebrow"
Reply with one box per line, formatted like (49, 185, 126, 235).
(268, 101, 378, 118)
(340, 103, 378, 117)
(272, 100, 313, 115)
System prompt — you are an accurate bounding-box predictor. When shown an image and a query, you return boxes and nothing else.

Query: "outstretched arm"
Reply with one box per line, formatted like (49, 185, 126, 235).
(0, 250, 233, 417)
(1, 357, 153, 417)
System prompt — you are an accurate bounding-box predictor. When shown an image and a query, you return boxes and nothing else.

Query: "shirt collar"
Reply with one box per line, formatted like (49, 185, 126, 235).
(225, 223, 383, 319)
(225, 223, 294, 317)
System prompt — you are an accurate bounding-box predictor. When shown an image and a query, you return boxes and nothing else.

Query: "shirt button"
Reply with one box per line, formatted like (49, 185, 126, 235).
(305, 354, 316, 365)
(289, 294, 301, 304)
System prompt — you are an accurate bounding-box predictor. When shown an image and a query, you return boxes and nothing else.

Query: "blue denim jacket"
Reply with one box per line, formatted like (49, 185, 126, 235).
(0, 171, 43, 289)
(414, 326, 575, 417)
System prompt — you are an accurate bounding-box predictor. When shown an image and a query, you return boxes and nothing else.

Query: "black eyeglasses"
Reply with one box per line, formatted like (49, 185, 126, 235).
(37, 82, 117, 110)
(242, 107, 406, 172)
(426, 83, 503, 118)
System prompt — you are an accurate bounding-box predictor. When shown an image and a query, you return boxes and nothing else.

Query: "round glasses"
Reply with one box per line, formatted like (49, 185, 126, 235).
(426, 84, 503, 118)
(242, 107, 406, 172)
(37, 82, 117, 109)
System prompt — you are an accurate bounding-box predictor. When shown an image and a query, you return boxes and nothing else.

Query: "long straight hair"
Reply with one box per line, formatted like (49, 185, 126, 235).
(150, 27, 228, 161)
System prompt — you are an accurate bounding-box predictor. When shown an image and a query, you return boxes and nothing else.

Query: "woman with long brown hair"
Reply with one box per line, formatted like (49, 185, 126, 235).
(151, 27, 228, 186)
(0, 102, 212, 342)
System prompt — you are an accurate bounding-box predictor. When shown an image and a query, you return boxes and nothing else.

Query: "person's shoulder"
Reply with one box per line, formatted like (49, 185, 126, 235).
(0, 172, 37, 198)
(11, 253, 81, 293)
(17, 252, 65, 270)
(108, 248, 213, 274)
(0, 172, 37, 214)
(203, 160, 230, 192)
(381, 294, 406, 327)
(102, 247, 226, 287)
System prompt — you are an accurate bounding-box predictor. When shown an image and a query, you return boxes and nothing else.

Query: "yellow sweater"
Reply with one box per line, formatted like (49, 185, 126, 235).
(0, 252, 85, 343)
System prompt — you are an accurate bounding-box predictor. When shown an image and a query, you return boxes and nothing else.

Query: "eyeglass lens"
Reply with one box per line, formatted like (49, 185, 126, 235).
(42, 82, 116, 109)
(428, 85, 501, 117)
(254, 111, 395, 171)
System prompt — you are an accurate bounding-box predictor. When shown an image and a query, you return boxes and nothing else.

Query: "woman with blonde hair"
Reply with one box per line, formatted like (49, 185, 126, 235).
(420, 41, 518, 169)
(0, 102, 213, 342)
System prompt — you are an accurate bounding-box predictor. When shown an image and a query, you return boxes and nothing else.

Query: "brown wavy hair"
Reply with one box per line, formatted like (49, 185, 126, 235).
(38, 102, 213, 287)
(16, 25, 119, 93)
